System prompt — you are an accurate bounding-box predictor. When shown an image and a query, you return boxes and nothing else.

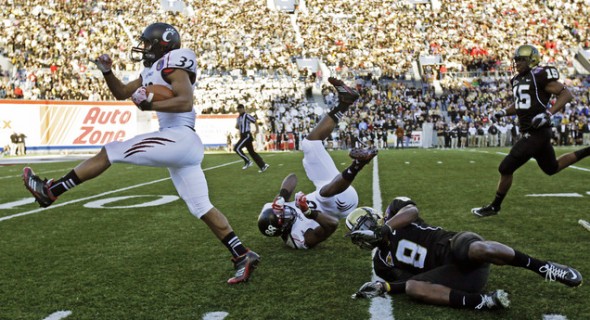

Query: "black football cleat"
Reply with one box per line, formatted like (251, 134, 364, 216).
(539, 262, 583, 287)
(471, 204, 500, 217)
(228, 250, 260, 284)
(22, 167, 57, 208)
(328, 77, 360, 105)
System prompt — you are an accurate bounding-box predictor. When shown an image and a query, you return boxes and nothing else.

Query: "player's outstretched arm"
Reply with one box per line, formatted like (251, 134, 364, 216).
(91, 54, 141, 100)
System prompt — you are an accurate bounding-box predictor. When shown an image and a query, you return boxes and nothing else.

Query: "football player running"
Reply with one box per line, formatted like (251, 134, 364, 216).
(472, 44, 590, 217)
(257, 78, 377, 248)
(346, 197, 583, 310)
(22, 22, 259, 284)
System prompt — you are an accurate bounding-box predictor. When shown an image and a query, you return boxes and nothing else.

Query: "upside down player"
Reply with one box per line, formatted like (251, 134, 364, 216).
(472, 44, 590, 217)
(256, 77, 378, 249)
(346, 197, 582, 310)
(22, 22, 259, 284)
(257, 191, 339, 249)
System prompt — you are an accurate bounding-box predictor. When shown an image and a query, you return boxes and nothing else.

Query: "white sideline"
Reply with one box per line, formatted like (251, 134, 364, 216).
(369, 156, 394, 320)
(0, 160, 242, 222)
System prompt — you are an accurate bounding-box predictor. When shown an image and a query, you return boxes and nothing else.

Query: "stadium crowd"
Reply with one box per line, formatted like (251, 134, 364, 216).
(1, 0, 589, 149)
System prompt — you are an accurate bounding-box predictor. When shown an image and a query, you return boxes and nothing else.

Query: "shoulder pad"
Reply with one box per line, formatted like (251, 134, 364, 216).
(385, 196, 416, 219)
(156, 48, 197, 75)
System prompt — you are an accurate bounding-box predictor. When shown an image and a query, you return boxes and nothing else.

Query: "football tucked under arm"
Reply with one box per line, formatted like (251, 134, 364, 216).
(145, 85, 174, 101)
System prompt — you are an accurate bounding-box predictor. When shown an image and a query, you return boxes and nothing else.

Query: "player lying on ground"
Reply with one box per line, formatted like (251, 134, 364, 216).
(257, 77, 377, 249)
(346, 197, 582, 310)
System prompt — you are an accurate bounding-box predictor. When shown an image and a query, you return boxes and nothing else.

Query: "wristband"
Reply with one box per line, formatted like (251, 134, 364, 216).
(305, 209, 319, 220)
(102, 70, 113, 76)
(383, 282, 391, 293)
(139, 100, 152, 111)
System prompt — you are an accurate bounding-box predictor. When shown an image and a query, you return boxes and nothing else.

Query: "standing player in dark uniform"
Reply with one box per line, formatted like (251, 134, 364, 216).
(346, 197, 582, 310)
(234, 104, 269, 172)
(472, 45, 590, 217)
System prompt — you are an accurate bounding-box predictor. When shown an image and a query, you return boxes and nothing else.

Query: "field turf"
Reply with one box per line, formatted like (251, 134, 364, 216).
(0, 147, 588, 319)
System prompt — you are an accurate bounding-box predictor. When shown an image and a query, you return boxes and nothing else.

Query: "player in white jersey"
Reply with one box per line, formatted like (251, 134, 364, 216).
(257, 77, 377, 249)
(258, 197, 338, 250)
(22, 22, 259, 284)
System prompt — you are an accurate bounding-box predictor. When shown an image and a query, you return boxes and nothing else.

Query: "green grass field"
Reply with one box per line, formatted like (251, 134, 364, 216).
(1, 148, 589, 320)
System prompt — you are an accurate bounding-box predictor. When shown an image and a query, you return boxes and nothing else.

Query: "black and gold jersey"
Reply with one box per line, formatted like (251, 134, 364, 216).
(376, 218, 456, 276)
(511, 66, 560, 132)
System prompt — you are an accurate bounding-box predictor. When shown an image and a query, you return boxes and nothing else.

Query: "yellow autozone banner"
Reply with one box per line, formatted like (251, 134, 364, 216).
(0, 100, 137, 151)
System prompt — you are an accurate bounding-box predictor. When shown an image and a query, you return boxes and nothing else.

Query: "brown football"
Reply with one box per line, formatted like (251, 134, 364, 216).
(145, 85, 174, 101)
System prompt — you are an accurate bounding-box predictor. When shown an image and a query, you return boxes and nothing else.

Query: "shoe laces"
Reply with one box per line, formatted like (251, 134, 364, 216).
(234, 266, 246, 278)
(539, 263, 569, 282)
(475, 294, 496, 310)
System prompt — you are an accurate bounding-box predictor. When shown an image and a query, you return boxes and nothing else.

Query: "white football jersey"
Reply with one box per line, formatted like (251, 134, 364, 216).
(139, 48, 197, 130)
(282, 202, 320, 250)
(260, 202, 319, 250)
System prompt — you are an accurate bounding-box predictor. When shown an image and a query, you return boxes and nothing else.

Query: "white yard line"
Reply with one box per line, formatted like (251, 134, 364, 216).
(0, 160, 242, 222)
(543, 315, 568, 320)
(526, 193, 583, 197)
(42, 311, 72, 320)
(202, 311, 229, 320)
(369, 156, 394, 320)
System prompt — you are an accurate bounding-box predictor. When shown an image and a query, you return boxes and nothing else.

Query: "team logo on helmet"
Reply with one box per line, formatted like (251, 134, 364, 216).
(131, 22, 181, 67)
(162, 29, 176, 42)
(513, 44, 541, 72)
(345, 207, 384, 250)
(265, 225, 278, 236)
(258, 206, 295, 237)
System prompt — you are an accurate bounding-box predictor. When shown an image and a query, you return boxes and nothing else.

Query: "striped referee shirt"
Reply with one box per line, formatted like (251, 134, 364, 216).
(237, 113, 257, 135)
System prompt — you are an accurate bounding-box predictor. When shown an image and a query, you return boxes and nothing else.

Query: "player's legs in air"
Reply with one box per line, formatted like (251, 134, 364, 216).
(300, 78, 377, 218)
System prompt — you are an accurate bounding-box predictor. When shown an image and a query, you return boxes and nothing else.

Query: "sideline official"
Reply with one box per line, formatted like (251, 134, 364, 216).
(235, 104, 269, 172)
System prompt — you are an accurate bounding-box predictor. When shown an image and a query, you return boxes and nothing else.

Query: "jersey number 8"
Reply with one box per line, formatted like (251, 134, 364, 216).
(395, 239, 427, 269)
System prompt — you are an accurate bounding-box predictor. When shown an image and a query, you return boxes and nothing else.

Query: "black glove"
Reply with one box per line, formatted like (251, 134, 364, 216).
(351, 281, 389, 299)
(531, 112, 551, 129)
(494, 109, 506, 120)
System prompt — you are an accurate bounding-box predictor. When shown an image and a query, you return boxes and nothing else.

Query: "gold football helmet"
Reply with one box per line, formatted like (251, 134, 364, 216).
(513, 44, 541, 69)
(345, 207, 384, 250)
